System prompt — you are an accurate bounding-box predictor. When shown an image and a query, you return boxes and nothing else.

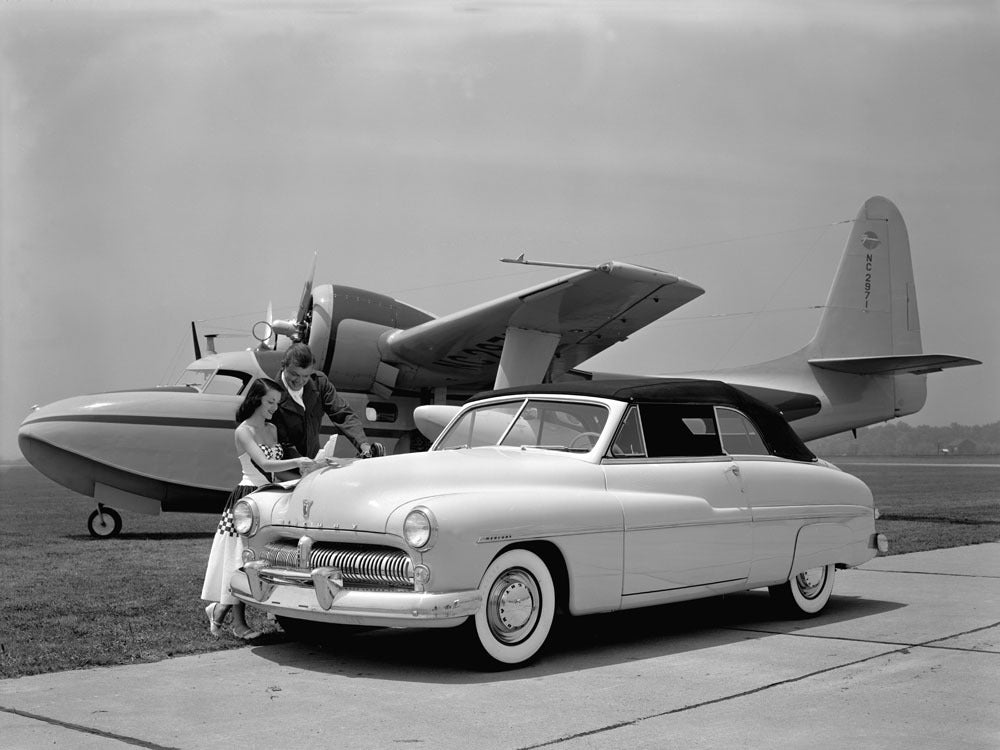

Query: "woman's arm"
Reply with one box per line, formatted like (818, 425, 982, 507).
(235, 425, 312, 474)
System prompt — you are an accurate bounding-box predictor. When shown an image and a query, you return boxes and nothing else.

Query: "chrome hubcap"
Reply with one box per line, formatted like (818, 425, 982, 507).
(486, 568, 539, 644)
(795, 567, 827, 599)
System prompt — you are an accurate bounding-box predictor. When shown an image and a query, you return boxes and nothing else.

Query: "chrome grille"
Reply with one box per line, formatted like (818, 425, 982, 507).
(262, 541, 414, 589)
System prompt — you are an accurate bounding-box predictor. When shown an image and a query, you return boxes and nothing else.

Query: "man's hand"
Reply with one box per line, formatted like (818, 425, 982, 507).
(359, 442, 373, 458)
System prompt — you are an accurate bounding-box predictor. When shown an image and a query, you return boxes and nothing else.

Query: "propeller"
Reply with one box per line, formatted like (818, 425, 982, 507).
(254, 253, 318, 346)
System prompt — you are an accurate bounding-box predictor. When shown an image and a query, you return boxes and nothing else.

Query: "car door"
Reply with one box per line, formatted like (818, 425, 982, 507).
(603, 403, 752, 600)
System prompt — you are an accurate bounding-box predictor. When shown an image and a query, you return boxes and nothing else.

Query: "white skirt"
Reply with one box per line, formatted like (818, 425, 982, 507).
(200, 484, 254, 605)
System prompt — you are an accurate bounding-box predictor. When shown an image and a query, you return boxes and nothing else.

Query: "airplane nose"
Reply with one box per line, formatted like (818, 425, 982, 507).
(18, 389, 242, 504)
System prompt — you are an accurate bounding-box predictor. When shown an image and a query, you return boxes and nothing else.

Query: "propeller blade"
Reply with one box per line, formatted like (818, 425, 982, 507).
(190, 321, 202, 360)
(293, 253, 318, 340)
(266, 301, 277, 349)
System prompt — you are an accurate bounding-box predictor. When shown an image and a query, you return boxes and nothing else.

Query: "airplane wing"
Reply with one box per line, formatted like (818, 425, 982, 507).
(381, 261, 704, 390)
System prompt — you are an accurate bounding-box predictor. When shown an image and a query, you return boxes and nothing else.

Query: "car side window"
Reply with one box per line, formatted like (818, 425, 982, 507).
(716, 407, 770, 456)
(637, 404, 722, 457)
(610, 406, 646, 457)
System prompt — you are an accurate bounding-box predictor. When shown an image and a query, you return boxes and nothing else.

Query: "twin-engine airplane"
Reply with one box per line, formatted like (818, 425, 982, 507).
(18, 196, 979, 536)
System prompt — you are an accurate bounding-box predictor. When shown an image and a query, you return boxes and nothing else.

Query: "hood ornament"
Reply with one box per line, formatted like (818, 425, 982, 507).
(302, 498, 313, 520)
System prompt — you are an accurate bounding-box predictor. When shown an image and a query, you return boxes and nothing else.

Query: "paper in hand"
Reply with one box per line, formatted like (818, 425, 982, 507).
(315, 435, 338, 461)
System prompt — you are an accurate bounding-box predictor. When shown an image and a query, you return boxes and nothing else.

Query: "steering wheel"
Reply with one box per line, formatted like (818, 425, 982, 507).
(568, 432, 601, 451)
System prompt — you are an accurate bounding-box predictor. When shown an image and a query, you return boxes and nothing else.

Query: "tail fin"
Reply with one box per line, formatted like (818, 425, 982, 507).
(807, 196, 977, 376)
(810, 196, 919, 359)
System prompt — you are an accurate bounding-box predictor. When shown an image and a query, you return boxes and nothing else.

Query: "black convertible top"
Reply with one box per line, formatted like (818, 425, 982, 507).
(471, 378, 817, 462)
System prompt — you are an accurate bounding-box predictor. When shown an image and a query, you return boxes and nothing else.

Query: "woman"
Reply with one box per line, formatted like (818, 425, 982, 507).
(201, 377, 319, 639)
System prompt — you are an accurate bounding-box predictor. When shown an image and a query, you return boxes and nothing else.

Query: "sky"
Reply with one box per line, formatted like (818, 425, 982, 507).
(2, 0, 998, 461)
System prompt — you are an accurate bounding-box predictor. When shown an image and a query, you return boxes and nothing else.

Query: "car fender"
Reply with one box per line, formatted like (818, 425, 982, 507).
(388, 489, 625, 614)
(790, 517, 876, 576)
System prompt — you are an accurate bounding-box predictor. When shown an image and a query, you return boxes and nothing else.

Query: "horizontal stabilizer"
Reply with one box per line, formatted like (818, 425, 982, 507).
(809, 354, 981, 376)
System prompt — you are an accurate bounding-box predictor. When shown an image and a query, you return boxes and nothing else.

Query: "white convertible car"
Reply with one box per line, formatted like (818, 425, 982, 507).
(230, 378, 887, 667)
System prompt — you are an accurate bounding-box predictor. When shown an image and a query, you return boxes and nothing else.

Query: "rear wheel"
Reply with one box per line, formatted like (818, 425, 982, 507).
(769, 564, 836, 615)
(471, 549, 555, 667)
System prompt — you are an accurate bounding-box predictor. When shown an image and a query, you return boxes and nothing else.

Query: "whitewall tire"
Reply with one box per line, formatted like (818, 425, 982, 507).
(472, 549, 555, 666)
(769, 564, 836, 616)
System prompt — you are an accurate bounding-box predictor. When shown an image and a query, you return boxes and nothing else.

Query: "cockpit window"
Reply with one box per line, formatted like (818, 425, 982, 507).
(175, 367, 251, 395)
(177, 367, 216, 391)
(204, 370, 252, 396)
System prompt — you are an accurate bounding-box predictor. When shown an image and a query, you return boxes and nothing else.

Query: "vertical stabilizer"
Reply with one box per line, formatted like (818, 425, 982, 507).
(810, 196, 921, 358)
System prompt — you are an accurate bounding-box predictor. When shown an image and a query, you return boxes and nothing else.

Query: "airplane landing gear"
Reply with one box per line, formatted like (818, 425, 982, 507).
(88, 504, 122, 538)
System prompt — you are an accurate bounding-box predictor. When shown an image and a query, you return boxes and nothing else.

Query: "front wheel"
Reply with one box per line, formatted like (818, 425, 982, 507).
(471, 549, 555, 667)
(769, 564, 836, 616)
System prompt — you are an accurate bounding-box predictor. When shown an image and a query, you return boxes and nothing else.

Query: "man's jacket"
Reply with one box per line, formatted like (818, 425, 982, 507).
(271, 371, 367, 459)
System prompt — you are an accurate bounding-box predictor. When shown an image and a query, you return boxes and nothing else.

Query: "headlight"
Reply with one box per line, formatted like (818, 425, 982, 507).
(403, 507, 436, 551)
(233, 498, 259, 536)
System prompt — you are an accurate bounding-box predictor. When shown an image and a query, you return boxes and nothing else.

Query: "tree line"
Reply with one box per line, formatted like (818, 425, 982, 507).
(806, 420, 1000, 456)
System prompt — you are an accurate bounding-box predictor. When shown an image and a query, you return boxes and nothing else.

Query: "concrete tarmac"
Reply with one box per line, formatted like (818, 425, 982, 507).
(2, 543, 998, 750)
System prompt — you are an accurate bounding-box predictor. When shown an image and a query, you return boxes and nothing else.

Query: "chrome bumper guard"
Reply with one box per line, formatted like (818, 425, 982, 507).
(243, 561, 347, 609)
(232, 562, 482, 627)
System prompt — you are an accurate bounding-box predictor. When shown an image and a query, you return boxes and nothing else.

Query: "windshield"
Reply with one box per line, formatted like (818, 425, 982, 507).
(436, 399, 609, 452)
(176, 367, 216, 391)
(174, 367, 251, 395)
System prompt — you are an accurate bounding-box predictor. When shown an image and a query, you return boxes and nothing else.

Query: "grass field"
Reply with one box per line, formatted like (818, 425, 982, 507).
(1, 458, 997, 679)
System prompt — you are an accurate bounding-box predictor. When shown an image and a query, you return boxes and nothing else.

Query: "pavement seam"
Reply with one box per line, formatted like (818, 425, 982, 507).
(0, 704, 182, 750)
(860, 569, 1000, 578)
(516, 620, 1000, 750)
(728, 619, 1000, 650)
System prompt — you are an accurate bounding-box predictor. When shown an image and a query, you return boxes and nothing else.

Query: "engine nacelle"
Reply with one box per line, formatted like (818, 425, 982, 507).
(308, 284, 434, 393)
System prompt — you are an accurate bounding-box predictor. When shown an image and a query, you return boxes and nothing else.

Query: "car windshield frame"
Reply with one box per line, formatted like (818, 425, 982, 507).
(434, 397, 611, 453)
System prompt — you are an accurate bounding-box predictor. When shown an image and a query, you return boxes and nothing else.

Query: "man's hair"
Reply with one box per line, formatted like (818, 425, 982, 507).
(236, 377, 283, 424)
(281, 342, 315, 370)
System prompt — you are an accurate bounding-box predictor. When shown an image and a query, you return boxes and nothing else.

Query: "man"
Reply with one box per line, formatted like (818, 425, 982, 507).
(271, 343, 373, 461)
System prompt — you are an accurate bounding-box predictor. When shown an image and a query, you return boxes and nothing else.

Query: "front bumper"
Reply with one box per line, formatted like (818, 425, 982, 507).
(230, 564, 482, 629)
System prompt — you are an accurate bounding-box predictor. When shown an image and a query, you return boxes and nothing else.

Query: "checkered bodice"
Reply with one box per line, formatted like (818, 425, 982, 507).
(237, 443, 284, 487)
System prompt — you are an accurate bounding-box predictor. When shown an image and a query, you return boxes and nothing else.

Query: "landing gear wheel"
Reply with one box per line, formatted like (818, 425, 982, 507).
(471, 549, 555, 667)
(87, 507, 122, 538)
(769, 564, 835, 616)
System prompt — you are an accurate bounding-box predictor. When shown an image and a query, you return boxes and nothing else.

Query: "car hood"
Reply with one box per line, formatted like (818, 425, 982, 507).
(267, 447, 603, 533)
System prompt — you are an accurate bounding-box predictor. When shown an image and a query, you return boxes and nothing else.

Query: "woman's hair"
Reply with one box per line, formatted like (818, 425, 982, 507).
(281, 342, 315, 370)
(236, 377, 283, 424)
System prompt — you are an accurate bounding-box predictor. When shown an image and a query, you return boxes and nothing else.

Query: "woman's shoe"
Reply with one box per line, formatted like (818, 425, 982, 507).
(205, 603, 225, 637)
(232, 623, 262, 640)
